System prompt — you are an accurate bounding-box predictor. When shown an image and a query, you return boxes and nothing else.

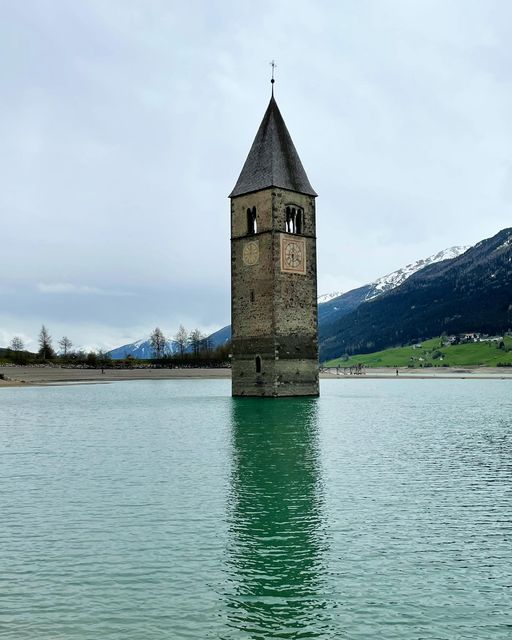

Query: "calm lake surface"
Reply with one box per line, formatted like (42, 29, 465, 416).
(1, 379, 511, 639)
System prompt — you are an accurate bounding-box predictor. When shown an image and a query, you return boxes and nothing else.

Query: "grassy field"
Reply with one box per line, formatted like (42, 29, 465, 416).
(324, 336, 512, 368)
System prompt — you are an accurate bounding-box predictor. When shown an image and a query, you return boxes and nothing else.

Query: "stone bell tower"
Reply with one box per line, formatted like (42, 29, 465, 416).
(230, 87, 319, 397)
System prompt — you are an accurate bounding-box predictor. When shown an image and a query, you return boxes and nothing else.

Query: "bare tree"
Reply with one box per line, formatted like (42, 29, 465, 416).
(149, 327, 166, 359)
(38, 325, 55, 360)
(189, 328, 204, 357)
(10, 336, 24, 352)
(174, 324, 188, 357)
(58, 336, 73, 357)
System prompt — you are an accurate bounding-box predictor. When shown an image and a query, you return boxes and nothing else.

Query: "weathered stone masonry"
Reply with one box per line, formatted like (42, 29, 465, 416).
(230, 95, 319, 397)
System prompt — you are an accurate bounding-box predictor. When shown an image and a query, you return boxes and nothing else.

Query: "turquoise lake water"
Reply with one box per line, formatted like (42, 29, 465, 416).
(1, 379, 511, 639)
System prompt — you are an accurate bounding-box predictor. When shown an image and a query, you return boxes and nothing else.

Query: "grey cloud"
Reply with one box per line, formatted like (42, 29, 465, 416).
(1, 0, 512, 348)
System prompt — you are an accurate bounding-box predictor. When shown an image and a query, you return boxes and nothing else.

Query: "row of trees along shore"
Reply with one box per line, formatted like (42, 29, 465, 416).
(1, 325, 230, 368)
(147, 325, 230, 366)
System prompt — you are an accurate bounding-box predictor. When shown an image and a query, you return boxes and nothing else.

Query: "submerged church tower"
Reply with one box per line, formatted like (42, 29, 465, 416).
(230, 88, 319, 397)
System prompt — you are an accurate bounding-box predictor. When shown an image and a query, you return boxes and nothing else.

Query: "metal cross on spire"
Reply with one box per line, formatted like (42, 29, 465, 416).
(270, 59, 277, 94)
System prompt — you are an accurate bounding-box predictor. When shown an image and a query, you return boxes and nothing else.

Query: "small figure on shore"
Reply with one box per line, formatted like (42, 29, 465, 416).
(396, 369, 399, 376)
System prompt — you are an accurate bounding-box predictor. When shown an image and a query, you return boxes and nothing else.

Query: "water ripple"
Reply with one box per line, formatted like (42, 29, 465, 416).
(0, 379, 511, 638)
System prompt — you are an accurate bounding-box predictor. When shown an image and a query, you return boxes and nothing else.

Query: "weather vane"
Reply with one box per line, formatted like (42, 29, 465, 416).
(270, 59, 277, 93)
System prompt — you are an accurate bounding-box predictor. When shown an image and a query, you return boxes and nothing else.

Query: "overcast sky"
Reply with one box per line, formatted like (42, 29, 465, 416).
(1, 0, 512, 351)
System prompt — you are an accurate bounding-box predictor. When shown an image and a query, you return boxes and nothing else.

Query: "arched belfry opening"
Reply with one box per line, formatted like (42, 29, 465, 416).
(285, 206, 304, 234)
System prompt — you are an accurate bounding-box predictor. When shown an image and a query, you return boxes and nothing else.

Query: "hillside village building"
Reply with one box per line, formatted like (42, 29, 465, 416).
(230, 90, 319, 396)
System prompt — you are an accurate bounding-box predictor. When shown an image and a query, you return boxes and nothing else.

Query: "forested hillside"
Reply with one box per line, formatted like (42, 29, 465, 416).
(320, 228, 512, 361)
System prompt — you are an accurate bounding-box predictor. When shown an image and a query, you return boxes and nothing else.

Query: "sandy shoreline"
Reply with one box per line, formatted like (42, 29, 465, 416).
(323, 368, 512, 380)
(1, 365, 512, 387)
(0, 366, 231, 387)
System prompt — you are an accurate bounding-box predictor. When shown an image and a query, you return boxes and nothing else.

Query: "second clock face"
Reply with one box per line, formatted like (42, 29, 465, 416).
(281, 236, 306, 274)
(243, 240, 259, 266)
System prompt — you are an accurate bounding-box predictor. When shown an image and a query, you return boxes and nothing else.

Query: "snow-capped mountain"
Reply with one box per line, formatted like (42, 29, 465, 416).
(317, 291, 343, 304)
(317, 245, 470, 326)
(320, 246, 469, 307)
(365, 246, 469, 300)
(108, 338, 177, 360)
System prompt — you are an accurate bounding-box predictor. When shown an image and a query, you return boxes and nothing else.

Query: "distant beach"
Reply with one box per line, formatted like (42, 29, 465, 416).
(1, 365, 512, 387)
(0, 366, 231, 387)
(322, 367, 512, 380)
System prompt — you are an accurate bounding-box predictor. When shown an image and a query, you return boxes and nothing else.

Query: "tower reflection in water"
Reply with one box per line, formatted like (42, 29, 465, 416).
(226, 398, 331, 638)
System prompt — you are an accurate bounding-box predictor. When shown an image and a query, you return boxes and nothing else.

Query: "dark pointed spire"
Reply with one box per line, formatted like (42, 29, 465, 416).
(229, 95, 317, 198)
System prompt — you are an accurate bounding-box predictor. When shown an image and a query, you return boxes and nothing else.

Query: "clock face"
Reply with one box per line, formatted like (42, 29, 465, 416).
(281, 236, 306, 274)
(243, 240, 259, 266)
(285, 241, 303, 268)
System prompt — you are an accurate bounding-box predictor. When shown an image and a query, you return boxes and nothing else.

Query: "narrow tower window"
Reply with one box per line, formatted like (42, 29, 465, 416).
(255, 356, 262, 373)
(296, 210, 303, 234)
(285, 206, 293, 233)
(247, 206, 257, 235)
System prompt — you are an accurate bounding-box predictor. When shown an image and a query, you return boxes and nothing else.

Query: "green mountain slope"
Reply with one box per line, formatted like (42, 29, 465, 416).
(325, 336, 512, 368)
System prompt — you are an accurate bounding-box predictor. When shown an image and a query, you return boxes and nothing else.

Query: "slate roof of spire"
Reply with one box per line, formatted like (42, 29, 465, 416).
(230, 95, 317, 198)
